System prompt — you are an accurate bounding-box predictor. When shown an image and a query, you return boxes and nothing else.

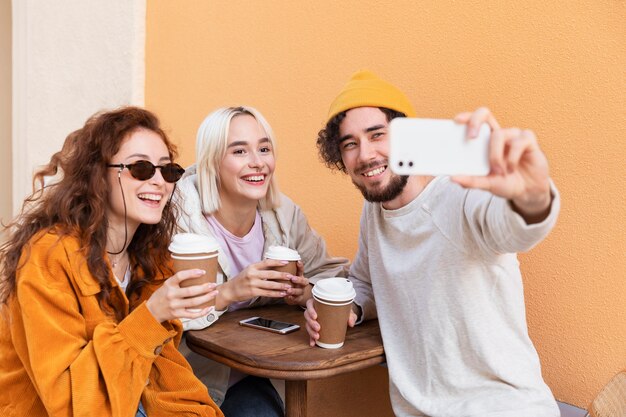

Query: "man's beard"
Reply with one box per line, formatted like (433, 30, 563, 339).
(353, 171, 409, 203)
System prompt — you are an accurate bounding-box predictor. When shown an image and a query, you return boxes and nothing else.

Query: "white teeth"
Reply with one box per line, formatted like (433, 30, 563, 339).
(244, 175, 264, 182)
(138, 193, 162, 201)
(363, 166, 385, 177)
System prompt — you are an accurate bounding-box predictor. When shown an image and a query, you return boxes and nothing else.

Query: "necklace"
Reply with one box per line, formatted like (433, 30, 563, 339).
(109, 251, 127, 269)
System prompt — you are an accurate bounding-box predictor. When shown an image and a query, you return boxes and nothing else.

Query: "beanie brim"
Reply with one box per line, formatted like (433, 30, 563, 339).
(327, 71, 416, 123)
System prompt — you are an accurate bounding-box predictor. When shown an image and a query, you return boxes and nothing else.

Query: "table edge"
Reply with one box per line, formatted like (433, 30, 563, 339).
(188, 342, 386, 380)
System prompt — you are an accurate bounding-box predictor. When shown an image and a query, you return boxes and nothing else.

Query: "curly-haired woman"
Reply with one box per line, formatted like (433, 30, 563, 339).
(0, 107, 223, 417)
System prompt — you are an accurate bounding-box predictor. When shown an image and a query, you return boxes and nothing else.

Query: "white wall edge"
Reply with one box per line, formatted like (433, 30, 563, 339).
(11, 1, 147, 216)
(132, 0, 146, 106)
(12, 0, 27, 215)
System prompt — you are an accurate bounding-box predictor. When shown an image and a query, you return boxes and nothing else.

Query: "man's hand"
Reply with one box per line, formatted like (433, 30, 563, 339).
(304, 298, 357, 347)
(451, 107, 552, 223)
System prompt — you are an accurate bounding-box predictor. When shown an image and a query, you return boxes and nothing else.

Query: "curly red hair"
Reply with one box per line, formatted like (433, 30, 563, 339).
(0, 107, 178, 321)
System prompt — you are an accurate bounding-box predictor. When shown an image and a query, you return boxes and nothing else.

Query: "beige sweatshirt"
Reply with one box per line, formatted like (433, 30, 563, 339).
(351, 176, 561, 417)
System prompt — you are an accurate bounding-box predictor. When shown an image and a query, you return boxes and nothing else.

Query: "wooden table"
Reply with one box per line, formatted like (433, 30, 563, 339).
(186, 304, 385, 417)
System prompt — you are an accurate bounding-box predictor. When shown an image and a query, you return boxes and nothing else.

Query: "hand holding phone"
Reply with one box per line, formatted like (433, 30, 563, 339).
(239, 316, 300, 335)
(389, 118, 491, 176)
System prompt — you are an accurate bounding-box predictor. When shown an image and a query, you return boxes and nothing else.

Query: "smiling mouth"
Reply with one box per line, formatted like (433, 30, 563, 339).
(242, 174, 266, 183)
(362, 165, 387, 177)
(138, 193, 162, 203)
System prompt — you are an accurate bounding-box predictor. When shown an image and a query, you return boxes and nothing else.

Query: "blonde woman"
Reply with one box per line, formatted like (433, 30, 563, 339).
(176, 106, 349, 417)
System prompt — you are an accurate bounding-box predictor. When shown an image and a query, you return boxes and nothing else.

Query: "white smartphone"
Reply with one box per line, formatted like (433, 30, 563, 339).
(239, 316, 300, 335)
(389, 118, 491, 176)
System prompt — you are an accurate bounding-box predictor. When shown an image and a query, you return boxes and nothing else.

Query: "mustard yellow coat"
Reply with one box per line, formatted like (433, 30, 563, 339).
(0, 231, 223, 417)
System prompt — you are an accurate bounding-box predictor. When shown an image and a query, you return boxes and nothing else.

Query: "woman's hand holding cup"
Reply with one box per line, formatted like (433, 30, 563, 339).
(285, 260, 311, 306)
(216, 259, 295, 308)
(146, 269, 219, 323)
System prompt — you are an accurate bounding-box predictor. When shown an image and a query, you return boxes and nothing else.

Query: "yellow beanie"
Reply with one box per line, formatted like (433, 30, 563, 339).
(326, 70, 416, 123)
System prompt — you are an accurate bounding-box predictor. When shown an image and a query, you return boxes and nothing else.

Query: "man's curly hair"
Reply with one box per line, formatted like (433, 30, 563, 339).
(316, 107, 406, 172)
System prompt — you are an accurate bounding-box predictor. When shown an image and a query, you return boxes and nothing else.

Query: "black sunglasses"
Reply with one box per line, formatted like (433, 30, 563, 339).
(107, 160, 185, 183)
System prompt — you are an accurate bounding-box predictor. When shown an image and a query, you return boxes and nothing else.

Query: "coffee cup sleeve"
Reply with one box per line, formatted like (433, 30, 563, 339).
(180, 307, 228, 331)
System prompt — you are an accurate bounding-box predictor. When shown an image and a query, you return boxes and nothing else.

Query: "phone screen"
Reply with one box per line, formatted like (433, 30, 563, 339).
(245, 318, 294, 330)
(239, 316, 300, 334)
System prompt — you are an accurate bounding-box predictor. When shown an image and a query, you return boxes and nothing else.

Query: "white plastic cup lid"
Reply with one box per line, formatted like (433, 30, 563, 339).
(312, 278, 356, 302)
(264, 245, 301, 261)
(169, 233, 220, 254)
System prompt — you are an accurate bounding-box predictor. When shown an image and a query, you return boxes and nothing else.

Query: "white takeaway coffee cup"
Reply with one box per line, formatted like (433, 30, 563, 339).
(264, 245, 301, 277)
(169, 233, 220, 310)
(312, 278, 356, 349)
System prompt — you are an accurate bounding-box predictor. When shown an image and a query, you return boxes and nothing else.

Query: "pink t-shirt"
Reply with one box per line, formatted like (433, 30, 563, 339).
(205, 211, 265, 311)
(205, 211, 266, 387)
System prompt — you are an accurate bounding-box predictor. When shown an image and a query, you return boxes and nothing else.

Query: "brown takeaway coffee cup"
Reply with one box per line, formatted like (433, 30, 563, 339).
(264, 245, 301, 279)
(169, 233, 220, 310)
(312, 278, 356, 349)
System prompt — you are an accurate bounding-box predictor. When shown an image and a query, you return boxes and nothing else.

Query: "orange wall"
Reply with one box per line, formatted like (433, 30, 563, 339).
(146, 1, 626, 411)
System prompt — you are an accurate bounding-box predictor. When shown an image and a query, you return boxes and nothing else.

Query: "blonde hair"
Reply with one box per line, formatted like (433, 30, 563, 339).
(195, 106, 281, 214)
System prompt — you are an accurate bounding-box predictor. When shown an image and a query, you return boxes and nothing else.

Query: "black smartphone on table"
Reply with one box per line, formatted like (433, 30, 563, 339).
(239, 316, 300, 334)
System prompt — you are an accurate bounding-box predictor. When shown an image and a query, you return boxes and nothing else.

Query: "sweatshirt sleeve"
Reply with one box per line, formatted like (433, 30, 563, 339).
(461, 180, 561, 256)
(350, 203, 377, 323)
(13, 237, 222, 417)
